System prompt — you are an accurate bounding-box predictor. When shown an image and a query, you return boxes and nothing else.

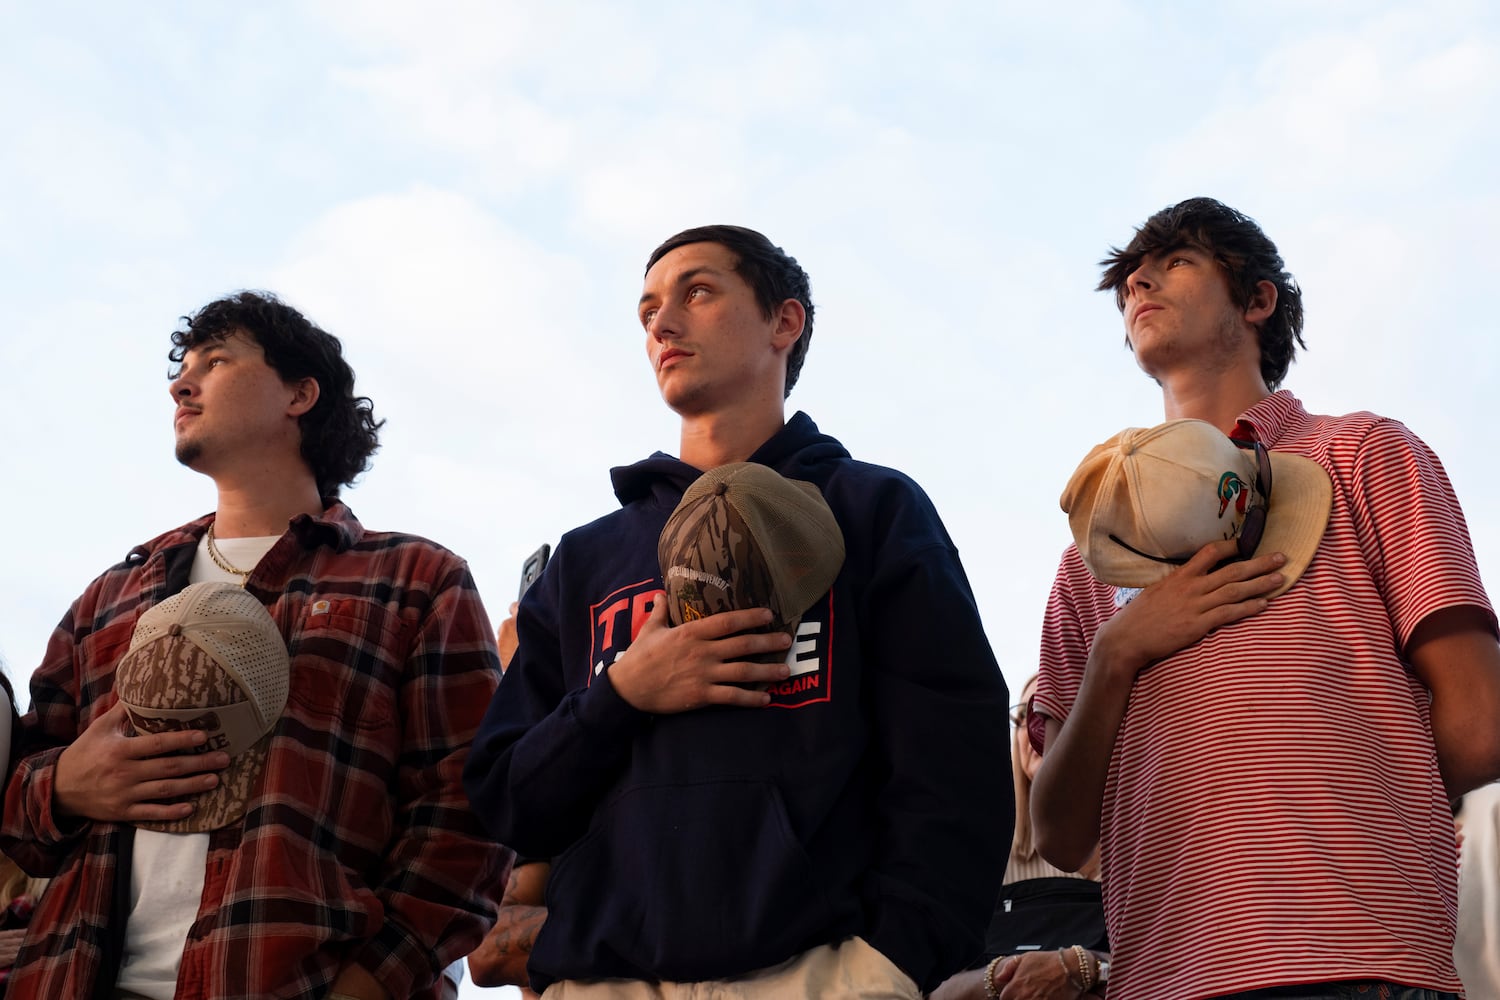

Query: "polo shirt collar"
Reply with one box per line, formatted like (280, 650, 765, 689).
(1235, 390, 1306, 448)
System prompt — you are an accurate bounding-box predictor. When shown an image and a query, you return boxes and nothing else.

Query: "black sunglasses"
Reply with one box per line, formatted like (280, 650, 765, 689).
(1108, 437, 1272, 566)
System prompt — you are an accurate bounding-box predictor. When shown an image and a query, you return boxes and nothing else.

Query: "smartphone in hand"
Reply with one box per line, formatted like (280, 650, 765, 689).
(519, 544, 551, 600)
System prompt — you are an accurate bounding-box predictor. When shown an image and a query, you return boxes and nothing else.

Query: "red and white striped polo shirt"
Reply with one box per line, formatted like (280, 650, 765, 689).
(1034, 391, 1495, 1000)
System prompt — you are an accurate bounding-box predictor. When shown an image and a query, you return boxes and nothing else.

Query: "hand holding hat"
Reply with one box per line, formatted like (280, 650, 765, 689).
(605, 464, 847, 714)
(1062, 419, 1331, 598)
(113, 581, 290, 832)
(659, 462, 846, 661)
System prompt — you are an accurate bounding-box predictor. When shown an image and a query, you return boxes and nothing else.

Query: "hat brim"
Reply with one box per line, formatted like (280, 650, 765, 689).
(132, 730, 270, 834)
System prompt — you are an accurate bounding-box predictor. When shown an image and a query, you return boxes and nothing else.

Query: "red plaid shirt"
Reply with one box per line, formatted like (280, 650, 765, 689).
(0, 503, 511, 1000)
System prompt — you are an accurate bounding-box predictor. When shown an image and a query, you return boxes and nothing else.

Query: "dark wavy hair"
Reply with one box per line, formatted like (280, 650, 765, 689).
(1097, 197, 1306, 390)
(169, 291, 383, 496)
(646, 225, 816, 397)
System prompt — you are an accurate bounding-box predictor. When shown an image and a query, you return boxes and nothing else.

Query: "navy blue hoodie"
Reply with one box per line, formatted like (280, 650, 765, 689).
(464, 413, 1012, 993)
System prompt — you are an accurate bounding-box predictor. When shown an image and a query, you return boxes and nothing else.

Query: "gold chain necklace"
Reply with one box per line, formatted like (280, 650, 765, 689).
(206, 521, 252, 584)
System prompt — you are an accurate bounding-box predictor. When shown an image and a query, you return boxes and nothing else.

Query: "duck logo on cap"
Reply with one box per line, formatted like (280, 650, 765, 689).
(1218, 471, 1250, 518)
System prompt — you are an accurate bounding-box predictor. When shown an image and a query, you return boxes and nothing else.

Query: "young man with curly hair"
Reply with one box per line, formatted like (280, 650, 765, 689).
(0, 292, 509, 1000)
(1031, 198, 1500, 1000)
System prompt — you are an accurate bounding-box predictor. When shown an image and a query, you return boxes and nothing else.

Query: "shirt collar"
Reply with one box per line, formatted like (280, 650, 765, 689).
(290, 500, 362, 551)
(1234, 390, 1307, 448)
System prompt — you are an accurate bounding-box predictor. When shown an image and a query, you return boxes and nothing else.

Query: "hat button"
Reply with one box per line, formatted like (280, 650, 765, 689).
(169, 623, 184, 636)
(715, 482, 729, 496)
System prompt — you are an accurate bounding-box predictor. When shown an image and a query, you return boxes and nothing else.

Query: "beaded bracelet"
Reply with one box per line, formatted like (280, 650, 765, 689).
(1058, 948, 1084, 991)
(1073, 944, 1095, 992)
(983, 955, 1005, 999)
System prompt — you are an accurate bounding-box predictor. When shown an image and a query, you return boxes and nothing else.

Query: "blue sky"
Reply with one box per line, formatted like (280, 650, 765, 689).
(3, 2, 1497, 993)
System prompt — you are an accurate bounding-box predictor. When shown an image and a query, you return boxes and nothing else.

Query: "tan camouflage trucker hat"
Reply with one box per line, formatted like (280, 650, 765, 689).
(659, 463, 845, 663)
(115, 581, 290, 832)
(1062, 418, 1331, 599)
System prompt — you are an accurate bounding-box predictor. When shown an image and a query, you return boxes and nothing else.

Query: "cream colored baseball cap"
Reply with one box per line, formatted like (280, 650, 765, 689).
(1062, 419, 1331, 597)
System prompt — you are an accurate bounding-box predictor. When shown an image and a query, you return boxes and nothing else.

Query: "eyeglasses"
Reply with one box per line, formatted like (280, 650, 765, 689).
(1008, 702, 1029, 727)
(1108, 436, 1272, 566)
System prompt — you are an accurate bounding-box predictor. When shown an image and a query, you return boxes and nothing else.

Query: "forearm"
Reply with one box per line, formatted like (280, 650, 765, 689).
(1034, 539, 1286, 869)
(1408, 609, 1500, 797)
(1063, 945, 1110, 997)
(1032, 638, 1138, 871)
(468, 905, 547, 987)
(963, 946, 1111, 999)
(1, 745, 91, 876)
(2, 637, 92, 861)
(1429, 689, 1500, 797)
(469, 859, 551, 988)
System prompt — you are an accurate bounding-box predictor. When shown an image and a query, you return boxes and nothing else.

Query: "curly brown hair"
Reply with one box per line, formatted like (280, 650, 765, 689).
(169, 292, 383, 496)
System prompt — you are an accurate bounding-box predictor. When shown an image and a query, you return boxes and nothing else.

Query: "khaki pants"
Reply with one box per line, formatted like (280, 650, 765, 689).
(541, 937, 919, 1000)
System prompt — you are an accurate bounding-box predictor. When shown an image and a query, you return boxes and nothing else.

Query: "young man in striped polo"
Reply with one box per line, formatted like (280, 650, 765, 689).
(1030, 198, 1500, 1000)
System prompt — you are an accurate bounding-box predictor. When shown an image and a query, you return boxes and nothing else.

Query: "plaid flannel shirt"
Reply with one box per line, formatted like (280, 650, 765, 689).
(0, 503, 511, 1000)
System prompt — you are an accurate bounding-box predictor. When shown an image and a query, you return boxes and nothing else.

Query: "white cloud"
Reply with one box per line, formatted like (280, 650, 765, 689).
(2, 0, 1497, 811)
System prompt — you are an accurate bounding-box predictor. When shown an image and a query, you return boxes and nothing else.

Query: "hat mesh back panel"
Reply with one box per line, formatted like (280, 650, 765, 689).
(127, 588, 194, 649)
(191, 624, 290, 726)
(190, 589, 289, 727)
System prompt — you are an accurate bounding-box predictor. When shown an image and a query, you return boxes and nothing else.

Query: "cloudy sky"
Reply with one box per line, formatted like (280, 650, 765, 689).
(3, 2, 1497, 995)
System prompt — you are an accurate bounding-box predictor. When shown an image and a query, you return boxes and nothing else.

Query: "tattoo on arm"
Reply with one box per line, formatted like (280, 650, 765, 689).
(470, 862, 551, 987)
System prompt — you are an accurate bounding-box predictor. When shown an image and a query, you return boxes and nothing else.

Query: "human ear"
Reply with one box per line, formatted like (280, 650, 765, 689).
(287, 377, 320, 417)
(771, 299, 806, 353)
(1244, 279, 1277, 326)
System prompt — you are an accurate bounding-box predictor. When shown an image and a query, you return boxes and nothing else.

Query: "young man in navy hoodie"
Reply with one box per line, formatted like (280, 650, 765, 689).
(465, 225, 1012, 998)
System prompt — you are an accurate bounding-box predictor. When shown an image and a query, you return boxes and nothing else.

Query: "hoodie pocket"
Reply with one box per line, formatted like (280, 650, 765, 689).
(545, 778, 835, 980)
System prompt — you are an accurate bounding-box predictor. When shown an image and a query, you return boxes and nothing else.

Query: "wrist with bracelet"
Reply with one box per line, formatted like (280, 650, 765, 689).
(988, 948, 1108, 997)
(1073, 944, 1096, 992)
(1058, 944, 1103, 994)
(983, 955, 1005, 999)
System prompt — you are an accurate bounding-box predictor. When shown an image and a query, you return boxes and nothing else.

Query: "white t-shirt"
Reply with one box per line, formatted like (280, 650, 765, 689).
(1457, 782, 1500, 998)
(115, 532, 278, 1000)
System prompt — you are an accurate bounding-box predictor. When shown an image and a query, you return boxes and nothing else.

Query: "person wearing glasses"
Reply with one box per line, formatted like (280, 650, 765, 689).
(1029, 198, 1500, 1000)
(932, 673, 1109, 999)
